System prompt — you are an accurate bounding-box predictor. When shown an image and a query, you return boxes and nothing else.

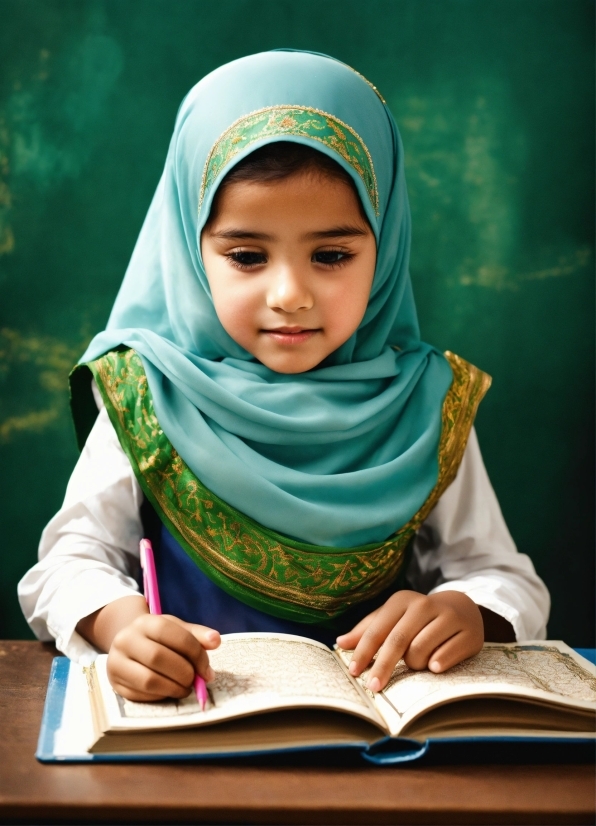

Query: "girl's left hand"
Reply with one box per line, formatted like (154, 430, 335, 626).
(336, 590, 484, 692)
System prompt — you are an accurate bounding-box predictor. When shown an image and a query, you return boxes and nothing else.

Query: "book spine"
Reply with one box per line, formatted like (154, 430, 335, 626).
(36, 657, 71, 762)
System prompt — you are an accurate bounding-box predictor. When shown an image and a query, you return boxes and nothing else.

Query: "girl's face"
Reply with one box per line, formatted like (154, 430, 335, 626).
(201, 170, 376, 373)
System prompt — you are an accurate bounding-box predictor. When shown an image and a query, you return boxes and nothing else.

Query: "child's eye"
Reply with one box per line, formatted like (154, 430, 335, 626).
(226, 251, 267, 269)
(312, 250, 353, 267)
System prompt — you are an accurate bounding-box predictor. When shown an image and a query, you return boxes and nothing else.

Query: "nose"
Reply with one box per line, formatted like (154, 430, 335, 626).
(266, 265, 313, 313)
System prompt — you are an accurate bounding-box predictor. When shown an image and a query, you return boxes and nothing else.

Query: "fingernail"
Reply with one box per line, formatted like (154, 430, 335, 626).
(206, 666, 215, 682)
(349, 661, 358, 675)
(206, 630, 219, 643)
(368, 677, 381, 693)
(335, 635, 346, 644)
(429, 660, 440, 672)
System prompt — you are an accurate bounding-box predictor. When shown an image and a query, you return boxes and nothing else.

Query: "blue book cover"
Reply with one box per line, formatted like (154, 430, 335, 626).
(36, 636, 596, 765)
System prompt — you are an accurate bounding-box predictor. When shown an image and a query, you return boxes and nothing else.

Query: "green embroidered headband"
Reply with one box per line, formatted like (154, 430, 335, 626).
(199, 105, 380, 216)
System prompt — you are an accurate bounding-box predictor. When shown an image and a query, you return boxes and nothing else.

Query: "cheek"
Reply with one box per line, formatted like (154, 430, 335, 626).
(209, 278, 260, 343)
(324, 271, 374, 337)
(202, 249, 254, 340)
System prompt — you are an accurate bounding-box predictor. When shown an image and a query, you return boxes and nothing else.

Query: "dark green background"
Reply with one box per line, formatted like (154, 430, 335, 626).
(1, 0, 593, 644)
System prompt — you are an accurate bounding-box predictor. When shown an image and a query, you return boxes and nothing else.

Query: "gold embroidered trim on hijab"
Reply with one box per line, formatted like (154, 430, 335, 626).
(199, 106, 379, 216)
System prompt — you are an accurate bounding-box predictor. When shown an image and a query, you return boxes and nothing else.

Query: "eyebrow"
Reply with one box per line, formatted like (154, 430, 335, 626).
(209, 229, 275, 241)
(209, 225, 368, 241)
(304, 225, 369, 240)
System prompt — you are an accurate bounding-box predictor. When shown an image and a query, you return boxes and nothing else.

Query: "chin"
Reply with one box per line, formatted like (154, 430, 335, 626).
(261, 355, 323, 374)
(266, 362, 314, 375)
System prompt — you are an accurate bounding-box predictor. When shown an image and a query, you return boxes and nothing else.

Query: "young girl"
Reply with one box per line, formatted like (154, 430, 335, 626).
(19, 50, 549, 702)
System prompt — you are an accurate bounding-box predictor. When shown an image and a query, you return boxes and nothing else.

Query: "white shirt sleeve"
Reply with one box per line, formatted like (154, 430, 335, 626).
(17, 402, 144, 664)
(18, 402, 550, 662)
(407, 428, 550, 641)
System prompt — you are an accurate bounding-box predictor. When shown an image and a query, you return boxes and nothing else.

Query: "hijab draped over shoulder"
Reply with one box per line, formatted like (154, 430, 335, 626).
(75, 50, 475, 552)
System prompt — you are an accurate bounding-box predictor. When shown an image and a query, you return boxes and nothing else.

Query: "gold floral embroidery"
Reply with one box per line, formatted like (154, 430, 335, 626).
(199, 106, 379, 216)
(88, 349, 489, 622)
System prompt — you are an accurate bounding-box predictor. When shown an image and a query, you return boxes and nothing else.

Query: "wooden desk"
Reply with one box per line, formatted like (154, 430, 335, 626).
(0, 641, 593, 825)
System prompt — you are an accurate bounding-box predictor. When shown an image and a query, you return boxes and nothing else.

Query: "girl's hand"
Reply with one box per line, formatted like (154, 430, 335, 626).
(106, 613, 220, 701)
(336, 590, 484, 692)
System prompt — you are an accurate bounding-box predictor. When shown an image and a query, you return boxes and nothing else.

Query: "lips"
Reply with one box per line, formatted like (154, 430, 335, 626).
(262, 327, 319, 345)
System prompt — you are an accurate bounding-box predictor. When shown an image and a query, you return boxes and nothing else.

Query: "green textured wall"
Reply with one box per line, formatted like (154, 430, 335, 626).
(1, 0, 593, 644)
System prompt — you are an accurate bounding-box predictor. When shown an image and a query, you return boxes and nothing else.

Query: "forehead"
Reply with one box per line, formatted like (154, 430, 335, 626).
(207, 172, 368, 229)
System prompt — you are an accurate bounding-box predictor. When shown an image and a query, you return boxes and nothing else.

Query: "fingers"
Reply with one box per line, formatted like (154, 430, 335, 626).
(427, 626, 484, 673)
(108, 651, 193, 701)
(335, 607, 381, 651)
(424, 592, 484, 672)
(160, 616, 221, 678)
(108, 615, 221, 701)
(361, 595, 437, 691)
(166, 616, 221, 651)
(137, 615, 218, 677)
(407, 611, 482, 672)
(401, 614, 461, 671)
(339, 590, 484, 693)
(346, 592, 423, 678)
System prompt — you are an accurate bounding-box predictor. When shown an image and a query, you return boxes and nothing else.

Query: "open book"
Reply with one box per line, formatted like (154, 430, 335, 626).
(43, 633, 595, 761)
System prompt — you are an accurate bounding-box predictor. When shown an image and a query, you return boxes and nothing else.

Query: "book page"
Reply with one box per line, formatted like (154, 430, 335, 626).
(336, 641, 596, 736)
(93, 632, 385, 733)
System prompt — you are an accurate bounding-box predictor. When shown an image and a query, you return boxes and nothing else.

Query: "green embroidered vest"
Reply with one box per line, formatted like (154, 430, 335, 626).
(70, 349, 490, 625)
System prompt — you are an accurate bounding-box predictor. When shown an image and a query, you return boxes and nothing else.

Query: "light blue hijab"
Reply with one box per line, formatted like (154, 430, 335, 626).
(80, 50, 453, 548)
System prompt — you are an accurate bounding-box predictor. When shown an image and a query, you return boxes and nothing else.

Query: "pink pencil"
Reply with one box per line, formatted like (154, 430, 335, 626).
(139, 538, 208, 710)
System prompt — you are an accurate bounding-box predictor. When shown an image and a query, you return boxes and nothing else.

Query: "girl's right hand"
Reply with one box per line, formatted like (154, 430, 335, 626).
(106, 614, 220, 701)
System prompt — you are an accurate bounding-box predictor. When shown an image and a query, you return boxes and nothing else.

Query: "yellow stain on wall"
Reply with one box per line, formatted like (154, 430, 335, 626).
(396, 85, 522, 290)
(459, 247, 592, 289)
(0, 225, 14, 255)
(396, 85, 592, 292)
(520, 247, 592, 282)
(0, 328, 88, 442)
(0, 48, 51, 258)
(0, 409, 58, 440)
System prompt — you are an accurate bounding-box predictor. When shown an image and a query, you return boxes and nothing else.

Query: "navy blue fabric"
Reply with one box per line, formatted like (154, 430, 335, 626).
(153, 523, 404, 646)
(154, 524, 338, 645)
